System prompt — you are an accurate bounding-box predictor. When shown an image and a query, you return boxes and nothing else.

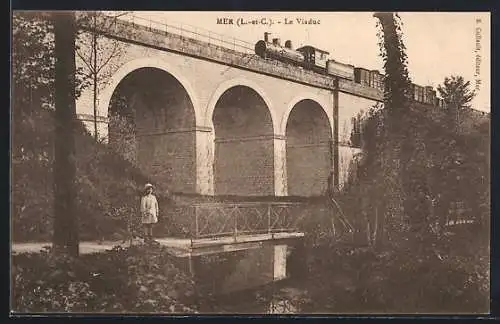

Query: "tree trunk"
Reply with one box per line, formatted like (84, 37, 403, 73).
(53, 12, 79, 257)
(93, 15, 98, 140)
(93, 48, 98, 140)
(374, 12, 412, 233)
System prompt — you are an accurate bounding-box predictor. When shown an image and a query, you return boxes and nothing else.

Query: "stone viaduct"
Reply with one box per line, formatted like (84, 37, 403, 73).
(75, 15, 383, 197)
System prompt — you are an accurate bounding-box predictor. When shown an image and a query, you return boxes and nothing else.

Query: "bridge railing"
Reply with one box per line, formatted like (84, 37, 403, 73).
(107, 13, 255, 54)
(166, 201, 306, 241)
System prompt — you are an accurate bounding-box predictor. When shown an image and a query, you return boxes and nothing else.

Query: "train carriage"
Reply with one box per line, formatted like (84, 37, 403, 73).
(436, 97, 446, 108)
(296, 45, 330, 73)
(254, 33, 438, 107)
(326, 59, 355, 81)
(412, 83, 425, 103)
(425, 86, 436, 105)
(354, 67, 371, 87)
(422, 86, 429, 104)
(369, 70, 384, 91)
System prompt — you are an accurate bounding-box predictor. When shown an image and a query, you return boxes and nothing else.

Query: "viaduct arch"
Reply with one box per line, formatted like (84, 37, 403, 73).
(77, 38, 379, 196)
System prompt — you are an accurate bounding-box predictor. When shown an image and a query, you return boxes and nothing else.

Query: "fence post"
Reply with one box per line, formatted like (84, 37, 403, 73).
(194, 206, 198, 241)
(267, 204, 271, 234)
(233, 206, 238, 242)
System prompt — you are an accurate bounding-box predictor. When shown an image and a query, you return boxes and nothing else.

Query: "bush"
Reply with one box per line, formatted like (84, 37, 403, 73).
(297, 104, 490, 314)
(300, 228, 489, 314)
(12, 245, 197, 313)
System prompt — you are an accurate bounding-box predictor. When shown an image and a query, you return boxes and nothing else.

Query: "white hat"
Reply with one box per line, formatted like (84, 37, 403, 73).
(144, 183, 154, 190)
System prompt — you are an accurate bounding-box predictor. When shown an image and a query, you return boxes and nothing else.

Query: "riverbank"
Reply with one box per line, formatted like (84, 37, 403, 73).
(194, 226, 489, 315)
(11, 221, 488, 315)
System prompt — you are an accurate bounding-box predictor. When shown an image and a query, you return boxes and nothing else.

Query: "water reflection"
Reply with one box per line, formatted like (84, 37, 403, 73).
(261, 287, 308, 314)
(267, 297, 299, 314)
(196, 279, 310, 314)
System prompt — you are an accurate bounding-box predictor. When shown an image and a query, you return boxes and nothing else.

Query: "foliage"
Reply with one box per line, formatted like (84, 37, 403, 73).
(340, 100, 489, 245)
(295, 12, 490, 314)
(11, 106, 181, 242)
(349, 111, 364, 148)
(437, 75, 476, 111)
(437, 75, 477, 134)
(12, 13, 55, 165)
(107, 110, 137, 165)
(12, 13, 54, 110)
(12, 12, 87, 115)
(12, 245, 197, 313)
(301, 228, 489, 314)
(368, 13, 489, 243)
(374, 12, 413, 117)
(11, 13, 181, 242)
(372, 12, 416, 242)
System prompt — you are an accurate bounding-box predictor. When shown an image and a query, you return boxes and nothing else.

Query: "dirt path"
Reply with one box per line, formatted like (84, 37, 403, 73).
(11, 237, 193, 255)
(11, 241, 129, 255)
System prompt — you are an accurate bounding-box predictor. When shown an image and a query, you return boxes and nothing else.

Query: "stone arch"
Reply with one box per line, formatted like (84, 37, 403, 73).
(98, 57, 201, 125)
(210, 84, 275, 196)
(106, 64, 198, 194)
(285, 98, 333, 196)
(205, 77, 277, 131)
(280, 94, 333, 136)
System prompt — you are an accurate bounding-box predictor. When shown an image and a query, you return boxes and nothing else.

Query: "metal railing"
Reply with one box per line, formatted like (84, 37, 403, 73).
(105, 12, 255, 54)
(75, 12, 336, 89)
(167, 201, 305, 242)
(194, 202, 302, 239)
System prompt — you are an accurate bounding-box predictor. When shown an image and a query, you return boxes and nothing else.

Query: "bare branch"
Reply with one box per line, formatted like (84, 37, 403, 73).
(96, 41, 122, 75)
(75, 48, 96, 75)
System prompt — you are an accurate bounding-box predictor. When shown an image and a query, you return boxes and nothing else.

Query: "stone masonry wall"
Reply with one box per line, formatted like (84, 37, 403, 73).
(215, 138, 275, 196)
(74, 14, 384, 195)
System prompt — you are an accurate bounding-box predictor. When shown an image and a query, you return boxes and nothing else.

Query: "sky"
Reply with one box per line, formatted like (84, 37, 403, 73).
(119, 11, 490, 112)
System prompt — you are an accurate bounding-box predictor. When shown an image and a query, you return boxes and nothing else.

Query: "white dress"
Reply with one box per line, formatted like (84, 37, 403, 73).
(140, 194, 159, 224)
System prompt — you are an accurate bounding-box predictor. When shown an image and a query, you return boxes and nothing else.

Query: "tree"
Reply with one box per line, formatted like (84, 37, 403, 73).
(52, 12, 79, 256)
(373, 12, 415, 241)
(12, 13, 55, 161)
(373, 12, 413, 125)
(75, 11, 130, 140)
(437, 75, 476, 132)
(12, 13, 87, 161)
(349, 112, 363, 148)
(437, 76, 475, 110)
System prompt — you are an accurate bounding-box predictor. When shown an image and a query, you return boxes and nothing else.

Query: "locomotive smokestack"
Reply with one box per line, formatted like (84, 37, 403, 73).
(285, 40, 293, 49)
(264, 32, 271, 42)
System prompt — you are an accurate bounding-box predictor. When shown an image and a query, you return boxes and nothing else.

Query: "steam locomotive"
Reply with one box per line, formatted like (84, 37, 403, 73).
(254, 32, 383, 89)
(254, 33, 443, 107)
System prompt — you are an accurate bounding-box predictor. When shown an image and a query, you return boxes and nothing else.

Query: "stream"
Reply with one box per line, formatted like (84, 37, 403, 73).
(195, 278, 313, 314)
